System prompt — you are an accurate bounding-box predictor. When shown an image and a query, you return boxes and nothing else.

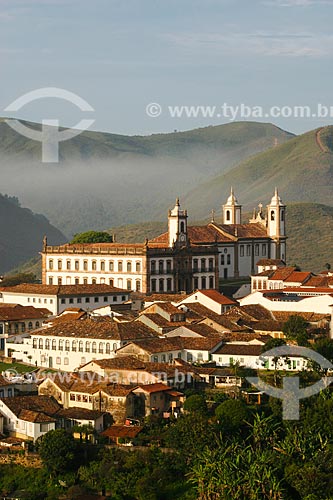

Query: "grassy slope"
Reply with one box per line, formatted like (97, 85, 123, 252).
(183, 126, 333, 219)
(0, 120, 294, 236)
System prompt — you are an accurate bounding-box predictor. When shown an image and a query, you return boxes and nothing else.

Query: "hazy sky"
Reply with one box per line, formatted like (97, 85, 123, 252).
(1, 0, 333, 135)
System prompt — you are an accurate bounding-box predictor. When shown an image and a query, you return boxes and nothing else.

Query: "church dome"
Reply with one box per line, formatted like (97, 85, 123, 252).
(225, 187, 239, 206)
(270, 188, 284, 206)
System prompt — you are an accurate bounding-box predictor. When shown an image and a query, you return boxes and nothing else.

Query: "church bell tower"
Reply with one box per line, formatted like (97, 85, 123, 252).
(267, 188, 286, 260)
(222, 187, 242, 224)
(168, 198, 188, 247)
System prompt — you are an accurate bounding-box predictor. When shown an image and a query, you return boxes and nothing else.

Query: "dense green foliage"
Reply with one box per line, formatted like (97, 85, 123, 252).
(70, 230, 113, 244)
(0, 272, 36, 287)
(37, 429, 78, 476)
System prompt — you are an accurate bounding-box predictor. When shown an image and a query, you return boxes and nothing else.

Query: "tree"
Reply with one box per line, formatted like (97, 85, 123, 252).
(262, 338, 287, 386)
(283, 315, 308, 342)
(215, 399, 249, 431)
(37, 429, 78, 476)
(1, 272, 36, 287)
(70, 231, 113, 244)
(183, 394, 208, 415)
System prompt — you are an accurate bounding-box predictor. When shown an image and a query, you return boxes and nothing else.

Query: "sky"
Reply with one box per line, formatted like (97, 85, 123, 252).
(1, 0, 333, 136)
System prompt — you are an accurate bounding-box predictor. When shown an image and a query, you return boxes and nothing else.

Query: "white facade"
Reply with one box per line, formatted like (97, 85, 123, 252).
(5, 333, 121, 371)
(239, 290, 333, 314)
(176, 290, 236, 315)
(0, 400, 56, 441)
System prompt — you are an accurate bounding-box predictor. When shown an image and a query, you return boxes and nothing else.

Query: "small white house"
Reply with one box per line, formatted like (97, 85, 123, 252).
(176, 289, 237, 315)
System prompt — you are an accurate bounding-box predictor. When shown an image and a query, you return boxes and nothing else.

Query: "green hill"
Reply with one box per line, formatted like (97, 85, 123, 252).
(0, 119, 293, 236)
(182, 126, 333, 219)
(0, 194, 67, 274)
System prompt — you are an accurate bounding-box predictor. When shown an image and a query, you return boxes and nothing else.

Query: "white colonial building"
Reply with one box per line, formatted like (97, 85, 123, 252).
(41, 189, 286, 294)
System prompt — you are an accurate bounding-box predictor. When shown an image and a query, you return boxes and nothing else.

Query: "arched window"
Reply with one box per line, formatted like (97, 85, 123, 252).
(92, 342, 97, 353)
(28, 322, 33, 330)
(100, 260, 105, 271)
(271, 210, 275, 221)
(38, 338, 43, 349)
(58, 277, 62, 285)
(158, 260, 164, 272)
(118, 261, 123, 272)
(65, 340, 70, 351)
(45, 339, 50, 350)
(226, 210, 230, 221)
(99, 342, 104, 354)
(52, 339, 56, 350)
(57, 260, 62, 270)
(127, 261, 132, 272)
(281, 210, 284, 221)
(109, 260, 114, 271)
(197, 352, 203, 362)
(180, 221, 185, 233)
(159, 279, 164, 292)
(105, 343, 110, 354)
(83, 260, 88, 271)
(92, 260, 97, 271)
(151, 260, 156, 272)
(127, 279, 132, 290)
(72, 340, 77, 352)
(92, 278, 97, 285)
(33, 339, 38, 349)
(136, 261, 141, 272)
(136, 280, 141, 292)
(113, 343, 117, 352)
(66, 260, 71, 270)
(79, 341, 83, 352)
(49, 259, 53, 270)
(85, 341, 90, 353)
(35, 321, 40, 329)
(58, 339, 63, 351)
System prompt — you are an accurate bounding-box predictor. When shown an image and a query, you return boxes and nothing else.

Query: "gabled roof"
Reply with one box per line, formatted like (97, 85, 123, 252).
(284, 271, 312, 283)
(195, 289, 237, 305)
(32, 317, 159, 340)
(1, 395, 61, 421)
(0, 284, 128, 297)
(256, 259, 285, 266)
(118, 336, 222, 354)
(132, 383, 171, 394)
(101, 425, 143, 439)
(211, 222, 269, 239)
(213, 343, 263, 356)
(0, 304, 52, 321)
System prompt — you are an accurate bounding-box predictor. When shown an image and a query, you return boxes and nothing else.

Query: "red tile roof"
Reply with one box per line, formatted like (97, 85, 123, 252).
(101, 425, 143, 439)
(213, 343, 263, 356)
(0, 304, 52, 321)
(0, 284, 128, 296)
(197, 289, 237, 305)
(133, 383, 171, 393)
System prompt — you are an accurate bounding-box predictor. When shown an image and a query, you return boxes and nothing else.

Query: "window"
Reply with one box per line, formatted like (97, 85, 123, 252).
(109, 261, 114, 271)
(113, 296, 117, 302)
(83, 260, 88, 271)
(118, 261, 123, 272)
(151, 260, 156, 272)
(94, 297, 99, 303)
(201, 277, 206, 289)
(75, 260, 79, 270)
(76, 395, 81, 402)
(201, 258, 206, 272)
(161, 354, 166, 362)
(246, 245, 251, 256)
(127, 279, 132, 290)
(208, 258, 214, 272)
(33, 339, 38, 348)
(56, 357, 61, 365)
(85, 342, 90, 353)
(194, 277, 199, 289)
(49, 259, 53, 270)
(101, 261, 105, 271)
(240, 245, 244, 257)
(109, 278, 114, 286)
(28, 322, 33, 330)
(66, 260, 71, 270)
(271, 210, 275, 221)
(255, 244, 259, 256)
(64, 357, 69, 365)
(281, 210, 285, 221)
(59, 340, 63, 351)
(136, 261, 141, 272)
(167, 278, 172, 292)
(136, 280, 141, 292)
(127, 261, 132, 272)
(262, 244, 267, 256)
(151, 279, 156, 292)
(159, 279, 164, 292)
(221, 255, 225, 265)
(113, 343, 118, 352)
(51, 339, 56, 350)
(180, 221, 185, 233)
(106, 343, 110, 354)
(103, 296, 108, 302)
(57, 278, 62, 285)
(65, 340, 70, 351)
(21, 324, 25, 333)
(193, 258, 198, 272)
(197, 352, 203, 362)
(49, 277, 53, 285)
(227, 254, 231, 265)
(92, 260, 97, 271)
(69, 298, 74, 304)
(77, 297, 82, 303)
(45, 339, 50, 350)
(92, 342, 97, 353)
(83, 278, 88, 285)
(209, 276, 214, 288)
(58, 260, 62, 270)
(72, 340, 77, 352)
(99, 342, 104, 354)
(85, 297, 90, 303)
(92, 278, 97, 285)
(82, 395, 88, 403)
(226, 210, 230, 221)
(75, 278, 79, 285)
(81, 357, 86, 365)
(61, 298, 66, 304)
(158, 260, 164, 273)
(153, 355, 158, 363)
(70, 394, 75, 401)
(79, 341, 83, 352)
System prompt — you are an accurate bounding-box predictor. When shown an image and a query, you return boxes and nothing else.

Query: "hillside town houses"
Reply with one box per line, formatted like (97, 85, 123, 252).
(0, 188, 332, 443)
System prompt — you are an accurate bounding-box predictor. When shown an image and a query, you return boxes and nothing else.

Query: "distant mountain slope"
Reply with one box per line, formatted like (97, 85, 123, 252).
(183, 126, 333, 219)
(0, 119, 293, 236)
(0, 194, 67, 273)
(106, 202, 333, 273)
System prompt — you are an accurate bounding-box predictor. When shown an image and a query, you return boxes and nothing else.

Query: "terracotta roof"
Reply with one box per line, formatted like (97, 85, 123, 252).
(101, 425, 143, 439)
(56, 407, 105, 420)
(256, 259, 285, 266)
(284, 271, 312, 283)
(139, 313, 186, 329)
(46, 242, 145, 252)
(272, 311, 329, 322)
(0, 375, 13, 387)
(151, 302, 183, 315)
(120, 336, 222, 353)
(302, 276, 333, 288)
(0, 284, 128, 296)
(269, 267, 297, 281)
(1, 395, 60, 421)
(197, 289, 237, 305)
(183, 303, 246, 331)
(144, 293, 189, 303)
(0, 305, 52, 321)
(211, 222, 269, 239)
(32, 317, 159, 340)
(213, 343, 263, 356)
(132, 383, 171, 393)
(177, 323, 221, 337)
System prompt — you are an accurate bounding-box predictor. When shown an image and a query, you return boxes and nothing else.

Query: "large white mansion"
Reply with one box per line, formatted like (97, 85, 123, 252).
(42, 189, 286, 294)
